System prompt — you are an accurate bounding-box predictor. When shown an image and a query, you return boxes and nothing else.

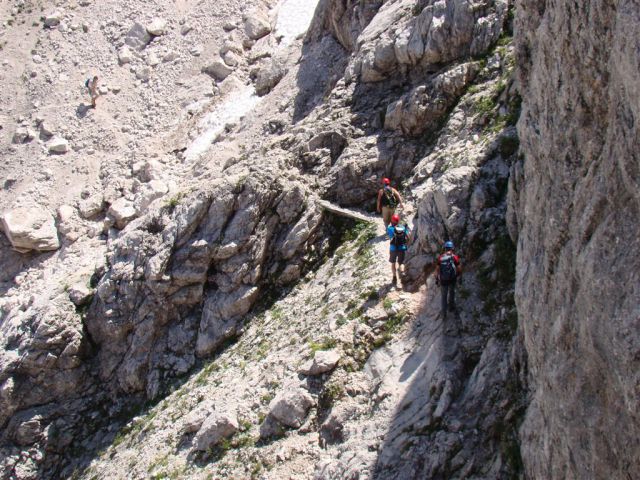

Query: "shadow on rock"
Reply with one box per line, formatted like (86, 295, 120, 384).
(76, 103, 91, 118)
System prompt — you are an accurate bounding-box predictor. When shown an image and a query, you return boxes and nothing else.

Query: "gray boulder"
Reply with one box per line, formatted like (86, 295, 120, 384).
(182, 401, 215, 434)
(125, 22, 152, 51)
(118, 46, 135, 65)
(253, 59, 285, 96)
(12, 126, 35, 144)
(68, 284, 93, 306)
(202, 59, 234, 81)
(48, 137, 69, 154)
(267, 388, 315, 428)
(44, 12, 62, 28)
(107, 197, 137, 229)
(299, 350, 341, 376)
(146, 18, 167, 36)
(244, 10, 271, 40)
(193, 410, 239, 451)
(78, 194, 105, 219)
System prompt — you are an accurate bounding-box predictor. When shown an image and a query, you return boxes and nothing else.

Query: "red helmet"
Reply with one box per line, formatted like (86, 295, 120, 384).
(391, 214, 400, 225)
(382, 177, 390, 185)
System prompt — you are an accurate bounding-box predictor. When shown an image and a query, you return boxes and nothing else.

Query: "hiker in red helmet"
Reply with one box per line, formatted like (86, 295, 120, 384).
(387, 213, 412, 286)
(377, 177, 403, 228)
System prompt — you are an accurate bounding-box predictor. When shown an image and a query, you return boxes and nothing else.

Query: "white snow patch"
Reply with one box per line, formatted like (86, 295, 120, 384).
(274, 0, 321, 46)
(185, 86, 261, 162)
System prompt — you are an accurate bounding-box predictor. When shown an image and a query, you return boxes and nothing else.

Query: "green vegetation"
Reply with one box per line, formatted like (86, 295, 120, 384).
(195, 361, 220, 386)
(319, 382, 346, 410)
(269, 305, 284, 322)
(112, 408, 158, 448)
(360, 287, 379, 301)
(474, 95, 497, 116)
(309, 337, 337, 352)
(255, 340, 270, 360)
(373, 308, 409, 348)
(165, 192, 184, 211)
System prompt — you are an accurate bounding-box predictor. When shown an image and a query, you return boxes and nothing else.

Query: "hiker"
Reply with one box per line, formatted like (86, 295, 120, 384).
(377, 177, 403, 228)
(86, 75, 99, 108)
(435, 241, 462, 319)
(387, 214, 411, 286)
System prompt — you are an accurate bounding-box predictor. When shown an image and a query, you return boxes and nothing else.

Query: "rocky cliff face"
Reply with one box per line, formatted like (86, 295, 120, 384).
(512, 1, 640, 478)
(0, 0, 529, 478)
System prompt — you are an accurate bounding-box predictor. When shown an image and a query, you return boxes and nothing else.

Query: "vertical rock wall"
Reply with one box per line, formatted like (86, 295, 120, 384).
(512, 1, 640, 478)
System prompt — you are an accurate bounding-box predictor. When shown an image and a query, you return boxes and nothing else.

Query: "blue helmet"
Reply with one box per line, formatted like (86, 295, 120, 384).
(444, 241, 454, 250)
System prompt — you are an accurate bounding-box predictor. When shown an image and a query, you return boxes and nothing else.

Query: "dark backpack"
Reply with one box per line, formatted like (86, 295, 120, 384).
(439, 253, 457, 283)
(382, 187, 397, 208)
(391, 225, 407, 248)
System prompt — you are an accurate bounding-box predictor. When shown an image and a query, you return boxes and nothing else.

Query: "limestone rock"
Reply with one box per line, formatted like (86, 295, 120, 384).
(514, 1, 640, 478)
(146, 18, 167, 36)
(135, 66, 151, 81)
(39, 121, 54, 138)
(47, 137, 69, 154)
(182, 402, 214, 434)
(196, 286, 260, 356)
(12, 126, 35, 144)
(244, 10, 271, 40)
(384, 62, 478, 136)
(118, 46, 134, 65)
(299, 350, 341, 376)
(44, 12, 62, 28)
(193, 410, 239, 451)
(267, 388, 315, 428)
(253, 59, 284, 96)
(202, 58, 234, 81)
(146, 53, 160, 66)
(136, 180, 168, 212)
(1, 207, 60, 252)
(78, 194, 105, 219)
(125, 22, 152, 51)
(222, 50, 241, 67)
(68, 284, 93, 306)
(107, 198, 137, 229)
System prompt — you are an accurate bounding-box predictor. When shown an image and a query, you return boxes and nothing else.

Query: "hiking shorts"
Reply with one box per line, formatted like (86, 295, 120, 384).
(389, 250, 405, 264)
(382, 206, 395, 226)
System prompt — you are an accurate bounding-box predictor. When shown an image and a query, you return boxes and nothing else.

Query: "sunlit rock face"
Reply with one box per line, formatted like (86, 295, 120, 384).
(511, 1, 640, 478)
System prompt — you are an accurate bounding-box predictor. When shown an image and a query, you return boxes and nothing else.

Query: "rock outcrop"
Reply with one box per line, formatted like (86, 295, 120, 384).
(512, 1, 640, 478)
(0, 0, 537, 478)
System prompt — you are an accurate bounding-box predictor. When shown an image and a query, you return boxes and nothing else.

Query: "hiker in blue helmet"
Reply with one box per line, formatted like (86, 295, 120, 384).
(387, 213, 412, 286)
(435, 240, 462, 319)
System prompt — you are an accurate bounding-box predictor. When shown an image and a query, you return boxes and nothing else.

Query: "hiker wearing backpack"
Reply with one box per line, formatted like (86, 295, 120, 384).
(387, 214, 411, 286)
(435, 241, 462, 319)
(377, 178, 403, 228)
(86, 75, 99, 108)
